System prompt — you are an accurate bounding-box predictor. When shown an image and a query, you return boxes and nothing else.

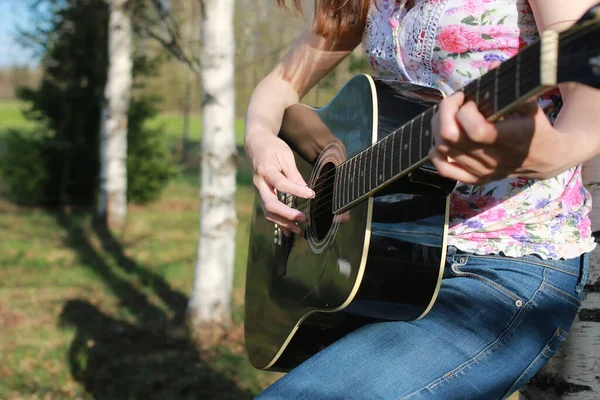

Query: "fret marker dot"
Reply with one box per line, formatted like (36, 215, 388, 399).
(484, 92, 490, 100)
(379, 174, 383, 180)
(404, 144, 408, 150)
(425, 130, 429, 136)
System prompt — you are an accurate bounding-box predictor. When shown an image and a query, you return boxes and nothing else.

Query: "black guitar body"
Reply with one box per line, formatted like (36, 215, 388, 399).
(244, 75, 456, 372)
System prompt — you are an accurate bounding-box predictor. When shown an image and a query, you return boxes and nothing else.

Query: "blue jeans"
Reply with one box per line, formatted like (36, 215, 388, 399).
(255, 247, 589, 400)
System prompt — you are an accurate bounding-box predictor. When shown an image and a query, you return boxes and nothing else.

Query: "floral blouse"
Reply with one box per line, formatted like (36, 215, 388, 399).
(363, 0, 596, 259)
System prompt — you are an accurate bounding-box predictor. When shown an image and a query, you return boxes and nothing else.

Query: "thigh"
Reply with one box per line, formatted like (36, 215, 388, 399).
(254, 250, 586, 400)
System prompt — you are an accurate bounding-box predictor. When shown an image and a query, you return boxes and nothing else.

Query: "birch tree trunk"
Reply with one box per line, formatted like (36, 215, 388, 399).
(98, 0, 133, 230)
(188, 0, 237, 328)
(520, 159, 600, 399)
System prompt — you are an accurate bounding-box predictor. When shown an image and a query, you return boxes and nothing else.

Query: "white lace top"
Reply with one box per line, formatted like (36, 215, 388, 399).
(362, 0, 596, 259)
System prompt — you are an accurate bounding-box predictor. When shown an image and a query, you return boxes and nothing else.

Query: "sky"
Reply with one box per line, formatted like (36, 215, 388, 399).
(0, 1, 37, 68)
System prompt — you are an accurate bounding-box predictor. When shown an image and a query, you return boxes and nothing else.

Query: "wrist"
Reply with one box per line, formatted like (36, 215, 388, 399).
(244, 127, 276, 158)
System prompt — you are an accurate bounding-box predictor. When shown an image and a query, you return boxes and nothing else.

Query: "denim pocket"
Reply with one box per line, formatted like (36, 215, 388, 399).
(501, 327, 568, 399)
(449, 256, 533, 306)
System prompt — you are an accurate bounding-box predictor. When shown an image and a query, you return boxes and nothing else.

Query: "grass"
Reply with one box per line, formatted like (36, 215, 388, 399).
(0, 99, 246, 146)
(0, 160, 284, 398)
(0, 100, 37, 133)
(146, 112, 246, 146)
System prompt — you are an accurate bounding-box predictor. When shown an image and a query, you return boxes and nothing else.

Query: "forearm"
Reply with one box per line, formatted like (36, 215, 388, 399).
(244, 67, 300, 144)
(553, 84, 600, 168)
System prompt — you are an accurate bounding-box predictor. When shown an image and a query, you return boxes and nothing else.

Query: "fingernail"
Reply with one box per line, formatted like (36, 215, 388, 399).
(297, 214, 308, 223)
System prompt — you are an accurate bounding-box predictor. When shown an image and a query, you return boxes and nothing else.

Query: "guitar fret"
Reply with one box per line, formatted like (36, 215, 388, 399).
(345, 162, 350, 207)
(333, 167, 339, 211)
(375, 142, 380, 188)
(339, 164, 348, 207)
(346, 161, 351, 207)
(390, 133, 395, 178)
(351, 157, 357, 204)
(361, 150, 369, 195)
(378, 138, 386, 184)
(400, 126, 406, 171)
(341, 162, 347, 208)
(408, 121, 413, 166)
(419, 115, 424, 160)
(368, 147, 373, 193)
(357, 152, 363, 198)
(382, 138, 387, 184)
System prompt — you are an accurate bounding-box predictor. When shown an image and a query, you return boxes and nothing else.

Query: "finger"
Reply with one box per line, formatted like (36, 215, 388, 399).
(488, 60, 502, 70)
(256, 177, 307, 223)
(456, 101, 499, 144)
(510, 99, 539, 117)
(444, 146, 496, 180)
(264, 167, 314, 199)
(494, 115, 536, 151)
(279, 157, 315, 198)
(436, 91, 466, 144)
(429, 147, 481, 184)
(264, 211, 302, 235)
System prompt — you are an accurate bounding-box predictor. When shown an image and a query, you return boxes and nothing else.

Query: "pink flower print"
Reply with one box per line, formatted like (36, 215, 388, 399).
(501, 223, 527, 238)
(485, 25, 520, 50)
(470, 60, 490, 70)
(578, 216, 591, 235)
(561, 185, 584, 209)
(482, 205, 507, 221)
(434, 59, 455, 77)
(438, 25, 484, 54)
(461, 0, 486, 14)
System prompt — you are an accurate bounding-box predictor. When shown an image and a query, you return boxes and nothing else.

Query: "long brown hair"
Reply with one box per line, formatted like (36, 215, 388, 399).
(277, 0, 372, 40)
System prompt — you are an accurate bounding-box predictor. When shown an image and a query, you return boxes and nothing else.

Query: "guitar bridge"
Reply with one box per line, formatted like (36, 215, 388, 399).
(274, 192, 297, 276)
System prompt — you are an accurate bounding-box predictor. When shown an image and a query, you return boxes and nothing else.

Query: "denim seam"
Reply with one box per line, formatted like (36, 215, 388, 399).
(400, 282, 544, 400)
(500, 342, 549, 399)
(540, 282, 581, 309)
(450, 260, 523, 304)
(461, 255, 580, 277)
(500, 327, 567, 399)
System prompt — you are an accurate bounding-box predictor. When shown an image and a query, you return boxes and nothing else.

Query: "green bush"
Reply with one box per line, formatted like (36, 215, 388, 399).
(127, 97, 179, 204)
(0, 129, 48, 205)
(0, 96, 177, 206)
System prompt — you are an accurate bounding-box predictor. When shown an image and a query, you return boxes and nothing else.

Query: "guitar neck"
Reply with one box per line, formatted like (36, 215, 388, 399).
(332, 40, 547, 214)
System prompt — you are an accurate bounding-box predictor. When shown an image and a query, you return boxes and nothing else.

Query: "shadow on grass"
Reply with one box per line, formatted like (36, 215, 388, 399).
(55, 211, 256, 400)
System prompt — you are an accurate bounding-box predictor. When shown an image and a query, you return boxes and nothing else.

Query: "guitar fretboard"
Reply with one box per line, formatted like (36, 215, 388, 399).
(332, 42, 543, 213)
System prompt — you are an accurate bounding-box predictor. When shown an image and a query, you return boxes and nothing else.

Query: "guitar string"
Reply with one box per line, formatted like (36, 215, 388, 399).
(293, 25, 600, 218)
(290, 44, 549, 214)
(291, 56, 542, 217)
(297, 58, 592, 222)
(286, 27, 599, 222)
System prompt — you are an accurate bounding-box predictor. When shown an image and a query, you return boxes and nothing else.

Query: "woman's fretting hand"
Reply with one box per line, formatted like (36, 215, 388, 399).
(429, 90, 570, 185)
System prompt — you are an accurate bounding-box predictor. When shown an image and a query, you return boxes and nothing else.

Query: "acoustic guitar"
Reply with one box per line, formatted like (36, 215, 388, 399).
(244, 4, 600, 372)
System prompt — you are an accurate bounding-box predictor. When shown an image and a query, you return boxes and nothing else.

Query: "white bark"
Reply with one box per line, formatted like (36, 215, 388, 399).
(520, 159, 600, 399)
(98, 0, 133, 229)
(188, 0, 237, 326)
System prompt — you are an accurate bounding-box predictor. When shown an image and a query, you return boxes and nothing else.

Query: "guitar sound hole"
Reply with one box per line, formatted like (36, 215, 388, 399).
(310, 162, 336, 241)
